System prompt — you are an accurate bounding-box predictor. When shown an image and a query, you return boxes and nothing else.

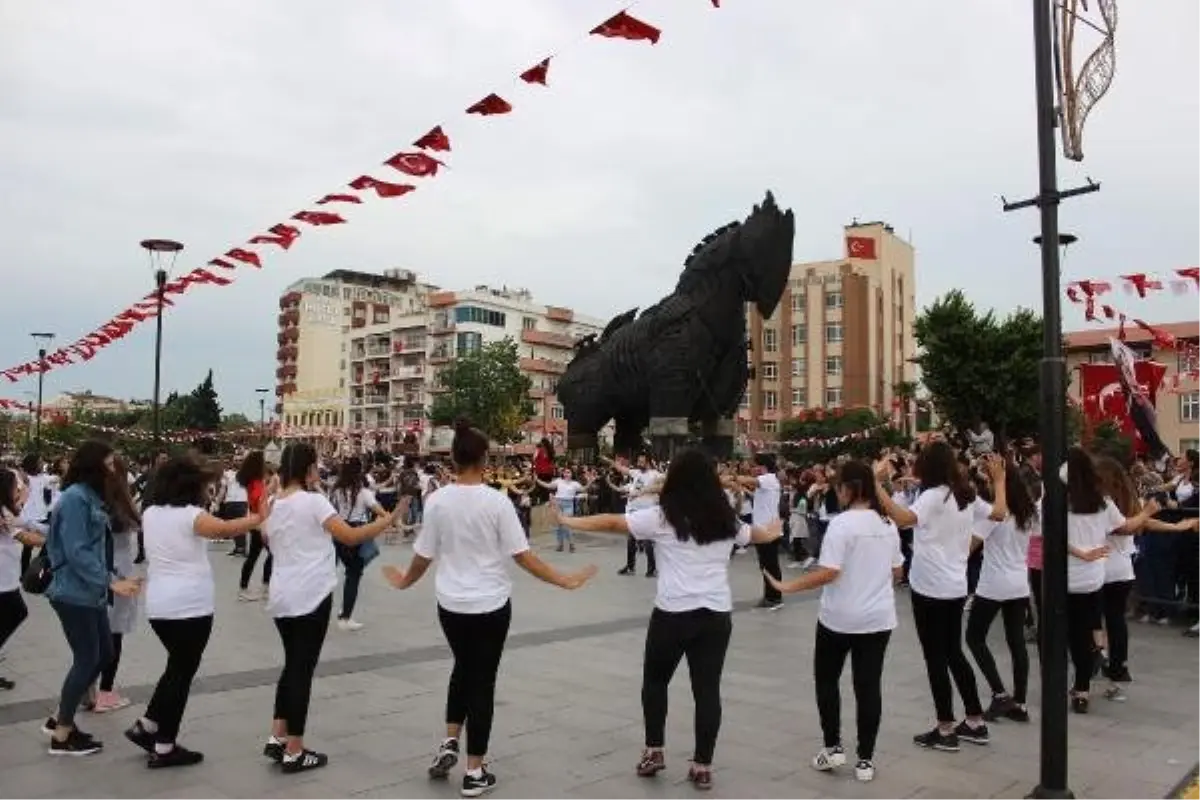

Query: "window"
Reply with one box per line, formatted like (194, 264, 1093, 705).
(825, 387, 843, 406)
(762, 328, 778, 353)
(523, 316, 537, 331)
(791, 388, 805, 408)
(762, 420, 778, 434)
(826, 355, 843, 376)
(739, 392, 749, 409)
(764, 391, 778, 410)
(825, 323, 844, 343)
(456, 331, 483, 355)
(454, 306, 507, 327)
(1182, 392, 1200, 423)
(1180, 348, 1199, 374)
(825, 291, 844, 310)
(1088, 351, 1112, 364)
(1182, 438, 1199, 454)
(790, 292, 806, 313)
(791, 357, 806, 377)
(791, 324, 806, 347)
(761, 362, 778, 381)
(551, 404, 565, 420)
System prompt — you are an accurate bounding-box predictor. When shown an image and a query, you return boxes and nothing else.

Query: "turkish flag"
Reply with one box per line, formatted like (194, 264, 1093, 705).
(226, 248, 262, 269)
(466, 93, 512, 116)
(292, 210, 347, 226)
(590, 11, 661, 44)
(414, 125, 451, 152)
(349, 175, 417, 198)
(520, 58, 550, 85)
(209, 258, 238, 270)
(315, 193, 362, 205)
(250, 224, 301, 250)
(1078, 355, 1167, 456)
(846, 236, 877, 260)
(384, 151, 444, 178)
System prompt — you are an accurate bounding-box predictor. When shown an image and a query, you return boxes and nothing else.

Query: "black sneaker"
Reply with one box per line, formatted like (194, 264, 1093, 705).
(954, 720, 989, 745)
(1070, 695, 1089, 714)
(49, 729, 103, 756)
(0, 676, 15, 690)
(124, 721, 156, 753)
(429, 738, 460, 779)
(617, 566, 635, 576)
(645, 570, 657, 578)
(913, 728, 959, 752)
(461, 768, 497, 797)
(263, 738, 287, 763)
(281, 749, 328, 774)
(982, 695, 1015, 722)
(755, 598, 783, 612)
(1103, 662, 1132, 683)
(41, 717, 57, 736)
(148, 745, 204, 769)
(1004, 704, 1030, 723)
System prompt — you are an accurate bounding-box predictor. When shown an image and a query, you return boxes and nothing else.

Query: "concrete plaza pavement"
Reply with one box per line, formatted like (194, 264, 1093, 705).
(0, 529, 1196, 799)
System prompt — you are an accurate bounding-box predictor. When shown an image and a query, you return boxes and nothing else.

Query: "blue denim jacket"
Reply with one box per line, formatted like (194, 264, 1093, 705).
(46, 483, 112, 608)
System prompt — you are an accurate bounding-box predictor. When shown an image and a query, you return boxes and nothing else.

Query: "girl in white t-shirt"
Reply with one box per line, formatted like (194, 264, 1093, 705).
(535, 468, 589, 553)
(261, 443, 403, 774)
(329, 458, 387, 632)
(555, 448, 783, 792)
(766, 460, 903, 784)
(123, 456, 265, 769)
(0, 469, 43, 692)
(381, 420, 595, 797)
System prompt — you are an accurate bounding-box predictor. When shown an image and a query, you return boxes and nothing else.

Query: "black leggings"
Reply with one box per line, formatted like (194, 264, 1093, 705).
(965, 596, 1030, 704)
(273, 594, 332, 737)
(240, 530, 273, 590)
(641, 607, 732, 766)
(756, 539, 783, 603)
(813, 622, 891, 761)
(0, 589, 29, 654)
(439, 601, 512, 758)
(625, 536, 657, 573)
(334, 542, 365, 619)
(910, 591, 983, 722)
(1101, 580, 1134, 673)
(146, 616, 213, 744)
(99, 633, 123, 692)
(1066, 590, 1101, 693)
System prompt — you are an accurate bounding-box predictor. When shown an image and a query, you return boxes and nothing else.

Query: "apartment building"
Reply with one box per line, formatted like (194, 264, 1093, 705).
(1065, 321, 1200, 453)
(740, 221, 917, 440)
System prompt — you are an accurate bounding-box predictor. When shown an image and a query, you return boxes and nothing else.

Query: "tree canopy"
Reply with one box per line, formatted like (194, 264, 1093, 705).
(913, 290, 1044, 444)
(428, 338, 535, 444)
(777, 407, 909, 464)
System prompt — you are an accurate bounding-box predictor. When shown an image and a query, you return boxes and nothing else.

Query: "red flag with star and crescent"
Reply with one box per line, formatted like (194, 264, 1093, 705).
(846, 236, 877, 260)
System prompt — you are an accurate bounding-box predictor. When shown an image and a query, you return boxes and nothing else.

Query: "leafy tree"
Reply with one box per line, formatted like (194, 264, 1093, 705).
(428, 338, 535, 444)
(1086, 419, 1134, 466)
(778, 407, 909, 465)
(221, 413, 253, 429)
(913, 291, 1045, 445)
(188, 370, 222, 431)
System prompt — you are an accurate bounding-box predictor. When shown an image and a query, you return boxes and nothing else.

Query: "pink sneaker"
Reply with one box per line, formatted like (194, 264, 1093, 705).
(93, 690, 131, 713)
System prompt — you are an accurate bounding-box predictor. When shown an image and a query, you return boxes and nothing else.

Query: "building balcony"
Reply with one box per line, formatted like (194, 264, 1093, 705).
(350, 349, 365, 361)
(523, 417, 567, 433)
(427, 291, 456, 308)
(429, 320, 456, 335)
(278, 309, 299, 326)
(521, 329, 576, 349)
(529, 387, 549, 400)
(350, 396, 363, 406)
(363, 393, 389, 406)
(276, 345, 297, 361)
(392, 365, 424, 380)
(429, 351, 453, 365)
(392, 393, 425, 406)
(366, 347, 391, 359)
(279, 291, 301, 309)
(546, 306, 574, 323)
(520, 357, 566, 375)
(281, 327, 299, 343)
(394, 338, 426, 354)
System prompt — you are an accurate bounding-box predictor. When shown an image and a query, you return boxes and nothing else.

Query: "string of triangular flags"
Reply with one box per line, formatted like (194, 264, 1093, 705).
(742, 423, 892, 451)
(1, 2, 721, 385)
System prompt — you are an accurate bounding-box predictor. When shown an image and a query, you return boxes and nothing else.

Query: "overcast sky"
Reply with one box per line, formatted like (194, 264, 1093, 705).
(2, 0, 1196, 416)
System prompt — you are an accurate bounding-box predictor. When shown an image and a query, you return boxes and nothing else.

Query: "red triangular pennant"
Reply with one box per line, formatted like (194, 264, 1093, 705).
(590, 11, 661, 44)
(292, 210, 347, 226)
(349, 175, 417, 199)
(226, 248, 262, 269)
(414, 125, 451, 152)
(315, 193, 362, 205)
(466, 93, 512, 116)
(520, 58, 551, 85)
(384, 151, 444, 178)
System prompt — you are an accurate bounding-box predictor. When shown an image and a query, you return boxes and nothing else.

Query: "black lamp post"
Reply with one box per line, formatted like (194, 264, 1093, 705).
(140, 239, 184, 446)
(30, 332, 55, 457)
(256, 388, 270, 444)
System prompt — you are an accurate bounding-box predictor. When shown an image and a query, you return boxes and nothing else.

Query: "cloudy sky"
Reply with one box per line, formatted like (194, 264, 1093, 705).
(2, 0, 1196, 416)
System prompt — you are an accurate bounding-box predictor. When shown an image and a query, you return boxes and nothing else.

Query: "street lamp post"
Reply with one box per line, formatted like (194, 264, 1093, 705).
(140, 239, 184, 446)
(256, 388, 270, 445)
(30, 332, 55, 457)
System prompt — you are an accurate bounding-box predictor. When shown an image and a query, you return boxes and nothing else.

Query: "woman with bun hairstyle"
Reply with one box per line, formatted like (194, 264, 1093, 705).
(382, 419, 596, 798)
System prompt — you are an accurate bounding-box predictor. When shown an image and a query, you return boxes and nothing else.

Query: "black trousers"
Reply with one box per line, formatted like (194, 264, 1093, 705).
(222, 501, 248, 553)
(439, 601, 512, 758)
(0, 589, 29, 652)
(756, 539, 783, 603)
(146, 616, 213, 744)
(273, 594, 332, 737)
(99, 633, 123, 692)
(240, 530, 273, 590)
(967, 549, 983, 596)
(813, 622, 891, 761)
(1101, 580, 1134, 673)
(910, 591, 983, 722)
(625, 536, 657, 573)
(965, 596, 1030, 704)
(1066, 590, 1101, 693)
(334, 541, 365, 619)
(641, 607, 732, 766)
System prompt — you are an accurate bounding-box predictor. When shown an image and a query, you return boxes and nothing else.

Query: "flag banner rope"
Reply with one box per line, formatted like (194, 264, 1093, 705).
(741, 423, 893, 451)
(0, 2, 695, 385)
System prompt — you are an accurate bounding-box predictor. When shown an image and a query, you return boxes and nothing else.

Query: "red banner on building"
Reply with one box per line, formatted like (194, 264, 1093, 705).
(1078, 358, 1167, 454)
(846, 236, 877, 260)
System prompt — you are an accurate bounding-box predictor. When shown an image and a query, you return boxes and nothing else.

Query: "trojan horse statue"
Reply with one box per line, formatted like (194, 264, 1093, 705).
(557, 191, 795, 461)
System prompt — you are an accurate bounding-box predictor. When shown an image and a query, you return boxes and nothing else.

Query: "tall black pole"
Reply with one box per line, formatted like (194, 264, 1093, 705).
(260, 397, 266, 443)
(152, 269, 167, 445)
(34, 348, 46, 457)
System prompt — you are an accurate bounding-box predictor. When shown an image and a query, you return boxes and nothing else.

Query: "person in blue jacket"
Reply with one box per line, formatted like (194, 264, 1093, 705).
(42, 440, 141, 756)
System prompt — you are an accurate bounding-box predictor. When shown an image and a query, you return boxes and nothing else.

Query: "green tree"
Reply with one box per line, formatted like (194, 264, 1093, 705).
(778, 407, 909, 465)
(188, 370, 222, 431)
(1086, 419, 1134, 466)
(913, 291, 1045, 444)
(428, 338, 534, 444)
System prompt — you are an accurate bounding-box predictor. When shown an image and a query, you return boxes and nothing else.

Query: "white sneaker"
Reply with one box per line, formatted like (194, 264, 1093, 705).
(854, 759, 876, 782)
(800, 556, 815, 570)
(812, 746, 845, 771)
(238, 589, 261, 602)
(337, 618, 364, 632)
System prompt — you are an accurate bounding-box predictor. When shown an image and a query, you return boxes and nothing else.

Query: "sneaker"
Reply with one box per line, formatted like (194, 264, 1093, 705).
(41, 717, 57, 736)
(263, 737, 287, 764)
(461, 767, 497, 797)
(569, 543, 576, 553)
(49, 729, 103, 756)
(93, 690, 131, 713)
(1186, 623, 1200, 638)
(281, 749, 328, 774)
(0, 676, 14, 691)
(336, 618, 364, 632)
(913, 728, 959, 752)
(238, 589, 261, 602)
(636, 749, 666, 777)
(1103, 663, 1132, 683)
(800, 556, 815, 570)
(428, 738, 460, 779)
(1155, 616, 1171, 626)
(755, 598, 783, 612)
(854, 759, 876, 782)
(1003, 704, 1030, 723)
(954, 720, 989, 745)
(1024, 624, 1039, 644)
(148, 745, 204, 769)
(1103, 685, 1127, 702)
(618, 566, 635, 576)
(124, 721, 156, 753)
(1070, 695, 1089, 714)
(1137, 613, 1152, 624)
(812, 745, 846, 771)
(687, 765, 713, 791)
(982, 695, 1015, 722)
(645, 570, 656, 578)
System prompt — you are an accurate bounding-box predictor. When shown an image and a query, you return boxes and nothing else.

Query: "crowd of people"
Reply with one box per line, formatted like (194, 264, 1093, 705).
(0, 425, 1196, 795)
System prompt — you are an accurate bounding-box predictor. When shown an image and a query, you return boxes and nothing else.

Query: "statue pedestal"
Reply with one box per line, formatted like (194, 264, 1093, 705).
(701, 417, 736, 461)
(648, 417, 690, 462)
(567, 432, 600, 466)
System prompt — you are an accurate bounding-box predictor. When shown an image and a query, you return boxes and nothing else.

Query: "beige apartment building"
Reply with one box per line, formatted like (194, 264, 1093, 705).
(1065, 321, 1199, 454)
(740, 221, 917, 440)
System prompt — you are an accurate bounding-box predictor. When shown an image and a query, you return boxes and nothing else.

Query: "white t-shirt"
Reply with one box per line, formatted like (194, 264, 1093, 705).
(20, 473, 49, 526)
(908, 486, 975, 599)
(627, 469, 663, 512)
(1104, 531, 1137, 584)
(626, 507, 751, 613)
(1176, 479, 1195, 504)
(143, 505, 213, 620)
(265, 491, 339, 618)
(331, 486, 379, 524)
(414, 484, 530, 614)
(752, 473, 782, 526)
(973, 501, 1033, 601)
(816, 509, 904, 634)
(550, 479, 584, 501)
(0, 510, 23, 593)
(1067, 498, 1125, 594)
(222, 470, 248, 503)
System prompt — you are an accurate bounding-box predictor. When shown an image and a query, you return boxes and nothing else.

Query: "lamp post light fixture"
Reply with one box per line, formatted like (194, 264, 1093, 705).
(30, 332, 55, 458)
(255, 387, 271, 444)
(140, 239, 184, 445)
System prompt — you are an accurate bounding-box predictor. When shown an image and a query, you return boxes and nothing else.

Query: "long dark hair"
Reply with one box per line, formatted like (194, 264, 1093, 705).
(658, 449, 738, 545)
(63, 439, 114, 497)
(836, 461, 883, 515)
(913, 440, 974, 510)
(106, 455, 141, 531)
(0, 469, 21, 516)
(146, 455, 217, 509)
(279, 442, 318, 489)
(1066, 446, 1105, 515)
(332, 458, 367, 508)
(1093, 455, 1138, 517)
(236, 450, 266, 488)
(1002, 458, 1038, 531)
